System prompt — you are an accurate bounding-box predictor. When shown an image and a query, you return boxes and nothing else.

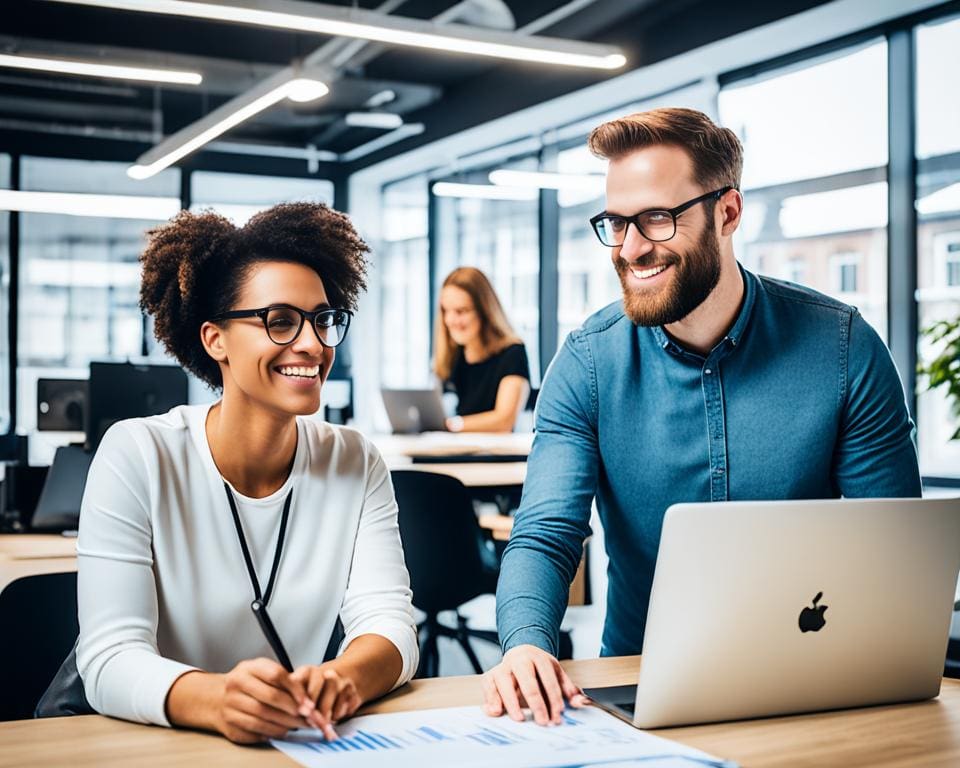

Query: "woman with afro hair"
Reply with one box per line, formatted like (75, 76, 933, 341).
(73, 203, 418, 744)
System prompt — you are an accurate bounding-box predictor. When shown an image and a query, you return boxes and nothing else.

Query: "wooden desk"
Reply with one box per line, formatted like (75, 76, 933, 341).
(0, 534, 77, 594)
(388, 461, 526, 488)
(376, 432, 531, 490)
(2, 657, 959, 767)
(372, 432, 533, 462)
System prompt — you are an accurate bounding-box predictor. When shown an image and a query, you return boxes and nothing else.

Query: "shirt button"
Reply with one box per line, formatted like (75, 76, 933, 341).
(704, 368, 712, 375)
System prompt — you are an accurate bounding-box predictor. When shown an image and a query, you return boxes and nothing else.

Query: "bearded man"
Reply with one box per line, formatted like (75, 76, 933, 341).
(484, 108, 921, 726)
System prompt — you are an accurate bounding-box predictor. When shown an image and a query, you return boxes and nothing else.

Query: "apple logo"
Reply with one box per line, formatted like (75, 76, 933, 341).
(798, 592, 828, 632)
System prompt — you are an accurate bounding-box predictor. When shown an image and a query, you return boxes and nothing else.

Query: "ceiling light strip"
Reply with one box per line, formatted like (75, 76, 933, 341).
(431, 182, 538, 201)
(129, 72, 329, 179)
(45, 0, 626, 70)
(0, 52, 202, 85)
(0, 190, 181, 220)
(488, 169, 605, 191)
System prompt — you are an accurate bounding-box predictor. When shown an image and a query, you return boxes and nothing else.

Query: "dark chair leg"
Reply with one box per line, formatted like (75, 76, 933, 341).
(416, 617, 441, 678)
(455, 614, 484, 674)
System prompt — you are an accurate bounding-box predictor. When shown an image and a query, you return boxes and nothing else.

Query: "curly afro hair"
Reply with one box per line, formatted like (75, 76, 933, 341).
(139, 202, 369, 390)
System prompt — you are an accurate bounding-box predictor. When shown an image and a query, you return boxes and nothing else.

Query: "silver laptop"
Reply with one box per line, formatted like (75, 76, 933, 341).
(381, 388, 448, 434)
(586, 497, 960, 728)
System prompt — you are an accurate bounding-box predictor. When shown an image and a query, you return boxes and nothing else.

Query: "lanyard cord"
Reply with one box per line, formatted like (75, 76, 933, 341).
(223, 481, 293, 606)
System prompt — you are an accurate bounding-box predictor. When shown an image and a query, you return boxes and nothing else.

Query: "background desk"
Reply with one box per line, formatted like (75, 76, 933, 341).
(2, 656, 959, 767)
(376, 431, 530, 490)
(0, 534, 76, 593)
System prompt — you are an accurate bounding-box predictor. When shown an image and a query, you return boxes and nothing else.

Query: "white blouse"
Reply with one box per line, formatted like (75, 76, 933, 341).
(76, 403, 418, 726)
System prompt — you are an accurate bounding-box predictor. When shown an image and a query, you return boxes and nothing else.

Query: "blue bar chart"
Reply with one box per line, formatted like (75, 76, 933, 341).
(273, 705, 731, 768)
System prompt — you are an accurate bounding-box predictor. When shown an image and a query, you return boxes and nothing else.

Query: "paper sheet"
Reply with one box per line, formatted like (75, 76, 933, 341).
(272, 705, 737, 768)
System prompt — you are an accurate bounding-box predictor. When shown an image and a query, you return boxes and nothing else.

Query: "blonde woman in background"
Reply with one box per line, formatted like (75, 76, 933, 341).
(434, 267, 531, 432)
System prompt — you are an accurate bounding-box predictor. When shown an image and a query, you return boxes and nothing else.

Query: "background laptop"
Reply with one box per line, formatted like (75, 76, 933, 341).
(381, 388, 448, 434)
(586, 497, 960, 728)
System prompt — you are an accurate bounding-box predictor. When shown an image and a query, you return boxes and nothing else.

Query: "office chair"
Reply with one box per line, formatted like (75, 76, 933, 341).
(392, 470, 571, 678)
(0, 572, 79, 721)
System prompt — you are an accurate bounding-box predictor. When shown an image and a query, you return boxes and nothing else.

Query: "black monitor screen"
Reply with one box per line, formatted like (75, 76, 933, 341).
(87, 362, 189, 450)
(37, 378, 88, 432)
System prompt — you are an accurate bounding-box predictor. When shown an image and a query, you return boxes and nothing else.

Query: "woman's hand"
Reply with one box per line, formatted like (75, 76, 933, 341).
(291, 663, 363, 739)
(214, 658, 319, 744)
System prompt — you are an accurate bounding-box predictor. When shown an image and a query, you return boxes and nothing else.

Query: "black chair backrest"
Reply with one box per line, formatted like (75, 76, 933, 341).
(392, 471, 495, 615)
(0, 571, 79, 721)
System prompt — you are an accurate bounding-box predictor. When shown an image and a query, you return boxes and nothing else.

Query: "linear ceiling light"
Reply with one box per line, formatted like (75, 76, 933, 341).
(0, 190, 180, 219)
(344, 111, 403, 130)
(45, 0, 627, 70)
(128, 75, 329, 179)
(431, 182, 538, 201)
(489, 169, 605, 191)
(0, 52, 202, 85)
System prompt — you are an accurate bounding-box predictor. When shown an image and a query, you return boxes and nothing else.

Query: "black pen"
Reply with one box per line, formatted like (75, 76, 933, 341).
(251, 599, 294, 672)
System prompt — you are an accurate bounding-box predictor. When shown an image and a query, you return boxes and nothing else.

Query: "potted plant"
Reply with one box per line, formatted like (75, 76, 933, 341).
(918, 317, 960, 440)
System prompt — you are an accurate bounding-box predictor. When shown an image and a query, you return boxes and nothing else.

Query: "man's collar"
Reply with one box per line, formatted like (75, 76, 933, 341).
(649, 262, 756, 359)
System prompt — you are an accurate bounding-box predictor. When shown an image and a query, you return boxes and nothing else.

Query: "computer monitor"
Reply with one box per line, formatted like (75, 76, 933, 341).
(37, 378, 88, 432)
(86, 361, 189, 450)
(29, 445, 94, 532)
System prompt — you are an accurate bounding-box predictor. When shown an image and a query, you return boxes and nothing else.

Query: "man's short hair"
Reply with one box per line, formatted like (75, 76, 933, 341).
(588, 107, 743, 192)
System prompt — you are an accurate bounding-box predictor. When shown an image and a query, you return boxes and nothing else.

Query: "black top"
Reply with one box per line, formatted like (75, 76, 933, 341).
(446, 343, 530, 417)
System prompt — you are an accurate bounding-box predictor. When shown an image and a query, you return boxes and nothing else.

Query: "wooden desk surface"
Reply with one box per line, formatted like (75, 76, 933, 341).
(372, 432, 533, 460)
(0, 534, 77, 593)
(386, 460, 527, 488)
(3, 656, 960, 767)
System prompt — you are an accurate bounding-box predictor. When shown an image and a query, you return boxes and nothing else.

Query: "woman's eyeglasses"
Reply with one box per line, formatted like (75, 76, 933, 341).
(212, 304, 352, 348)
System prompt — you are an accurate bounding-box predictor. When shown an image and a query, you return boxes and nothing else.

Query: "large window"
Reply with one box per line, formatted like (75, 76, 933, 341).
(0, 155, 9, 434)
(18, 157, 180, 434)
(380, 176, 429, 387)
(434, 157, 541, 385)
(719, 41, 889, 340)
(556, 145, 618, 343)
(916, 14, 960, 478)
(190, 171, 333, 225)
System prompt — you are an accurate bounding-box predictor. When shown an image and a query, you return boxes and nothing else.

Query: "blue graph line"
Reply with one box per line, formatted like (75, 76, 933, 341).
(560, 710, 583, 726)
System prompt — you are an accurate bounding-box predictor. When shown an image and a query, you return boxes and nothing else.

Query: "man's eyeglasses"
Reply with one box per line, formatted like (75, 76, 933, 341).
(589, 186, 733, 247)
(212, 304, 352, 348)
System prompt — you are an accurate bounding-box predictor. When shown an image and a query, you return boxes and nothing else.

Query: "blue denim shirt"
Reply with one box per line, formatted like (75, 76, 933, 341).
(496, 266, 921, 658)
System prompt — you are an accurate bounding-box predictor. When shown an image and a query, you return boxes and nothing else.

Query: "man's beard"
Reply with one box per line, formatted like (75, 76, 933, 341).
(615, 223, 722, 327)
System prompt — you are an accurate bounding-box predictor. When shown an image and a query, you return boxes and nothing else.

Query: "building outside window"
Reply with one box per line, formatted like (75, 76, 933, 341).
(719, 41, 889, 339)
(936, 233, 960, 288)
(831, 252, 861, 294)
(916, 13, 960, 479)
(786, 257, 806, 285)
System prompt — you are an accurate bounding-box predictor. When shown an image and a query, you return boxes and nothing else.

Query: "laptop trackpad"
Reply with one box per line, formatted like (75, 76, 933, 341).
(583, 684, 637, 718)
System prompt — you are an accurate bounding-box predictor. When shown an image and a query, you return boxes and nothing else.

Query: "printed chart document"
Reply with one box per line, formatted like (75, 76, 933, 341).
(272, 705, 737, 768)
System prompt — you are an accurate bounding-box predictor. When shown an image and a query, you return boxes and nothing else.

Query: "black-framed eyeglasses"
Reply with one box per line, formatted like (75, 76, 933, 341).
(589, 186, 734, 247)
(212, 304, 353, 347)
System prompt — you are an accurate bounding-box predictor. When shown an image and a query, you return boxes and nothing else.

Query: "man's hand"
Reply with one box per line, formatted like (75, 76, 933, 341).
(481, 645, 588, 726)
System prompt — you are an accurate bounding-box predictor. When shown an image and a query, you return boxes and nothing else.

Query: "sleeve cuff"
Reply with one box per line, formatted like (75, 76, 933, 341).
(341, 623, 420, 691)
(134, 657, 198, 727)
(500, 625, 557, 656)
